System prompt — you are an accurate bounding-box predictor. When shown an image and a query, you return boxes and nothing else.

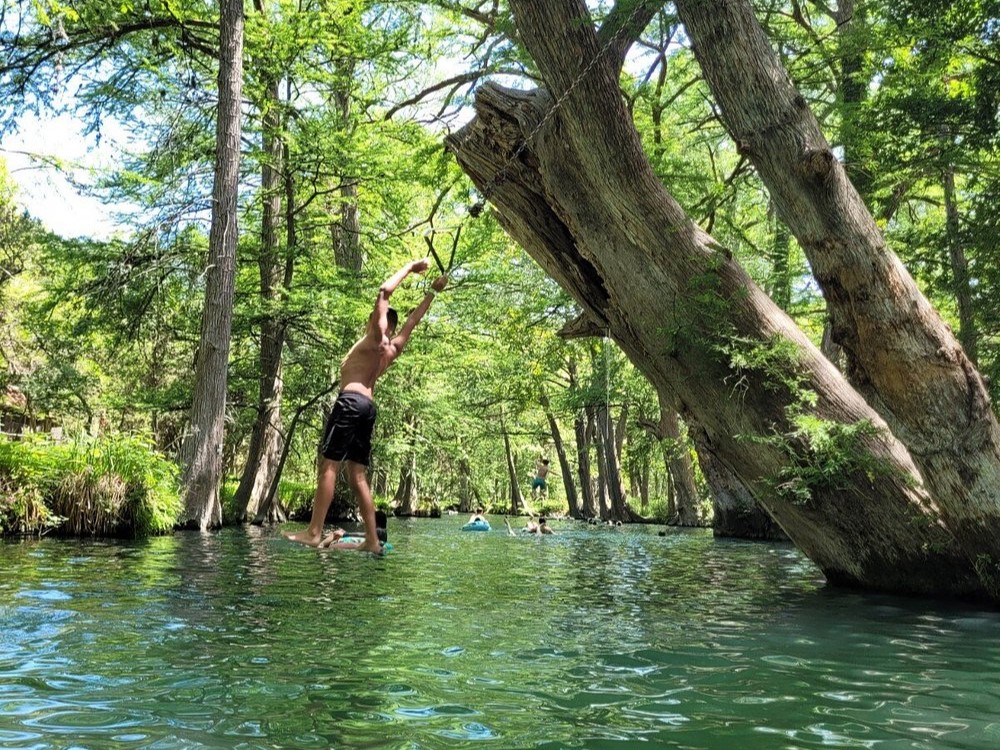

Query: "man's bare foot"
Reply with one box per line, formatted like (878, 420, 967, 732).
(282, 528, 323, 547)
(355, 540, 384, 555)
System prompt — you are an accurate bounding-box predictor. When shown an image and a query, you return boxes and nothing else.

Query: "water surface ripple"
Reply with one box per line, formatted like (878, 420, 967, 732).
(2, 520, 999, 748)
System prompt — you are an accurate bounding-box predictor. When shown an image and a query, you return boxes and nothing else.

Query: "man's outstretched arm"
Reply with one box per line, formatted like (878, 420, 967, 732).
(366, 258, 431, 342)
(391, 274, 448, 354)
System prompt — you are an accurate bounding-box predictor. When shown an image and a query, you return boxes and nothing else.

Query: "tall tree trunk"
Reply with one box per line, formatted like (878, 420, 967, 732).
(676, 0, 1000, 594)
(640, 391, 701, 526)
(614, 401, 627, 461)
(458, 456, 474, 513)
(393, 415, 419, 516)
(820, 315, 844, 371)
(574, 409, 597, 519)
(234, 72, 286, 523)
(596, 403, 635, 522)
(501, 417, 525, 514)
(446, 1, 987, 598)
(569, 357, 597, 519)
(541, 390, 579, 516)
(943, 159, 977, 364)
(588, 405, 611, 519)
(331, 68, 363, 273)
(392, 457, 418, 516)
(253, 384, 336, 525)
(178, 0, 244, 531)
(638, 451, 650, 511)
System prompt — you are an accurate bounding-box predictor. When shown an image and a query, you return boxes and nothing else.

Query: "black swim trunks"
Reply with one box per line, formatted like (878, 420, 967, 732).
(319, 391, 378, 465)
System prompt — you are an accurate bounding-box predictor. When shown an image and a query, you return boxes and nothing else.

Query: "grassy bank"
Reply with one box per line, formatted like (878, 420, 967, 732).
(0, 435, 181, 538)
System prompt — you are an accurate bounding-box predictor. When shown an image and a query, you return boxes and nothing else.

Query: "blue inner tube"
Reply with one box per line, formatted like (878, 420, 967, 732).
(462, 519, 491, 532)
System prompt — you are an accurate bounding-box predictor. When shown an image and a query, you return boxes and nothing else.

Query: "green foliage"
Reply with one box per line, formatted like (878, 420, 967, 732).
(0, 435, 180, 537)
(0, 479, 61, 536)
(276, 480, 316, 518)
(716, 333, 805, 396)
(770, 418, 889, 506)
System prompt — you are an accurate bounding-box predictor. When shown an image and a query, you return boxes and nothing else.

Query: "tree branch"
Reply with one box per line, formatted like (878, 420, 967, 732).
(597, 0, 667, 73)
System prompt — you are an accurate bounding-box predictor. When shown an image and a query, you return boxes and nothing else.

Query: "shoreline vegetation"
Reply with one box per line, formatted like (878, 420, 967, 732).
(0, 435, 687, 540)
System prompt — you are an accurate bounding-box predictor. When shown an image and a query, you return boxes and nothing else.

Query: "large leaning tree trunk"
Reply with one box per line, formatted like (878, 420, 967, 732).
(691, 425, 787, 541)
(676, 0, 1000, 595)
(446, 0, 990, 599)
(178, 0, 244, 531)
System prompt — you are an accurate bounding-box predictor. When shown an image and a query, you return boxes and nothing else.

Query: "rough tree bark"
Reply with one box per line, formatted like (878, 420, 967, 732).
(690, 425, 787, 541)
(458, 455, 474, 513)
(588, 405, 610, 518)
(574, 409, 597, 519)
(392, 457, 419, 516)
(178, 0, 244, 531)
(660, 408, 700, 527)
(234, 70, 286, 524)
(500, 410, 525, 514)
(331, 68, 363, 273)
(568, 357, 597, 518)
(596, 403, 637, 522)
(676, 0, 1000, 594)
(446, 0, 987, 598)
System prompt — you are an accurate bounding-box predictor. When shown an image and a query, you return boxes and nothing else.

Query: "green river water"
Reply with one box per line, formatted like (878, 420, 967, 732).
(2, 518, 999, 749)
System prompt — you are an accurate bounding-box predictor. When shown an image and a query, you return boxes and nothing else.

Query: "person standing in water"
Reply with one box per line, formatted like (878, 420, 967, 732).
(285, 258, 447, 552)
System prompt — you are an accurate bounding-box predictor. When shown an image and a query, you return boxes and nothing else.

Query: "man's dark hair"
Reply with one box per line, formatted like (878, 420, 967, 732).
(387, 308, 399, 333)
(542, 459, 550, 465)
(376, 510, 388, 528)
(539, 517, 547, 524)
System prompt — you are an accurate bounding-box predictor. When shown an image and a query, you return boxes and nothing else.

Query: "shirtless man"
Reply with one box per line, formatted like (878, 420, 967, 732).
(531, 458, 550, 501)
(285, 258, 447, 552)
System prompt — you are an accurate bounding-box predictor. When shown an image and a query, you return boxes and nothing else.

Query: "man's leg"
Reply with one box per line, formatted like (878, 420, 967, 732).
(284, 457, 340, 546)
(345, 460, 383, 554)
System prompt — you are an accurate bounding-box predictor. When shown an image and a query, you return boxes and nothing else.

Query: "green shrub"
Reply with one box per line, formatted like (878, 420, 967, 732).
(641, 497, 672, 524)
(220, 478, 240, 522)
(0, 478, 62, 535)
(0, 434, 180, 538)
(278, 479, 315, 516)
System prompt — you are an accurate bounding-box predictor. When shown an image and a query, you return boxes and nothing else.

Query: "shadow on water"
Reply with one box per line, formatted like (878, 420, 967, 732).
(2, 519, 1000, 749)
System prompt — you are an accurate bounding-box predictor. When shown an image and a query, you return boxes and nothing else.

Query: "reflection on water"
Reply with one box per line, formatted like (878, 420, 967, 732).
(2, 520, 1000, 749)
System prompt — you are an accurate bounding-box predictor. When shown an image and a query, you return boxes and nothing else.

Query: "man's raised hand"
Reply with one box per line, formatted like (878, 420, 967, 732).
(411, 258, 431, 274)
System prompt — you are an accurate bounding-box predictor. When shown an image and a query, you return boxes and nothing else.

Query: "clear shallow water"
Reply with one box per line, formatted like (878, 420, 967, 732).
(2, 519, 999, 749)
